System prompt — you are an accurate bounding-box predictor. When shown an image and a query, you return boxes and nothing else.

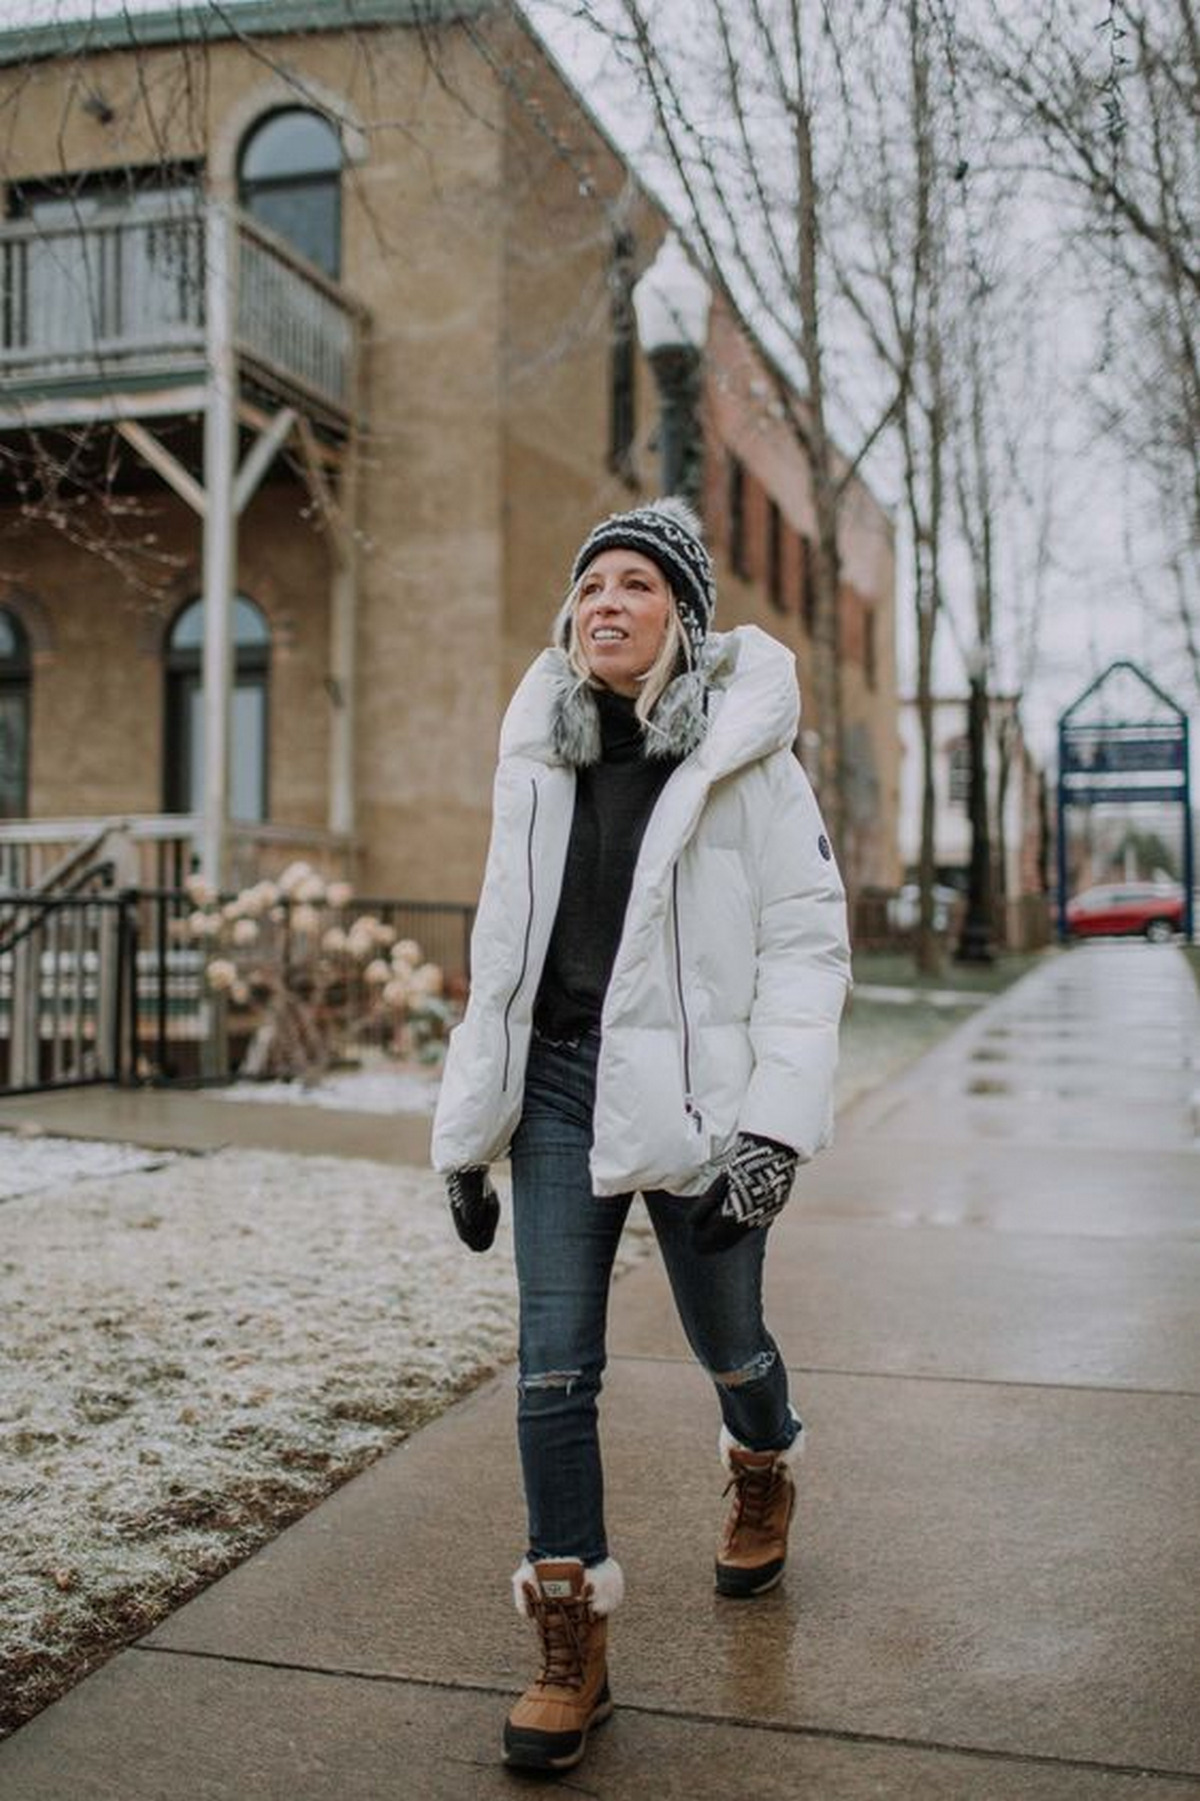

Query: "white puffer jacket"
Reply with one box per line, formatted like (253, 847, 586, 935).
(431, 625, 850, 1197)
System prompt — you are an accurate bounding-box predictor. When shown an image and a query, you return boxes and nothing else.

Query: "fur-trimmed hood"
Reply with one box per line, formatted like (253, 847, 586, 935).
(499, 625, 801, 781)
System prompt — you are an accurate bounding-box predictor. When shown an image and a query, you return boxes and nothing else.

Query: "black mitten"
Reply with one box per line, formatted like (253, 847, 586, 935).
(691, 1134, 798, 1256)
(445, 1166, 500, 1253)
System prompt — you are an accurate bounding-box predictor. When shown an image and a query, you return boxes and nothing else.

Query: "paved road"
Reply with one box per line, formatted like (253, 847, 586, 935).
(2, 942, 1198, 1798)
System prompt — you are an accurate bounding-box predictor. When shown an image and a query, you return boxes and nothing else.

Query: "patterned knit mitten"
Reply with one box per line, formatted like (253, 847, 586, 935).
(690, 1135, 798, 1256)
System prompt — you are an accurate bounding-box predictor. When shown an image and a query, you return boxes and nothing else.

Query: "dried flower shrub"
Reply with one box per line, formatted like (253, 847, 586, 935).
(172, 862, 451, 1082)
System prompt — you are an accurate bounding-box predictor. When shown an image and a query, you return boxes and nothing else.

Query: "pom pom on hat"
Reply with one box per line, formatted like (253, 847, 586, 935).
(570, 496, 716, 663)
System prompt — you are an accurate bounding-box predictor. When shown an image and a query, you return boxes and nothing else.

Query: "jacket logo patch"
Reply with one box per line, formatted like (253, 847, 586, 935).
(817, 834, 832, 861)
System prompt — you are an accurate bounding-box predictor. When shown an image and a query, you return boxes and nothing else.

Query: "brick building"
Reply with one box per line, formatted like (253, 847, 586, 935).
(0, 0, 899, 903)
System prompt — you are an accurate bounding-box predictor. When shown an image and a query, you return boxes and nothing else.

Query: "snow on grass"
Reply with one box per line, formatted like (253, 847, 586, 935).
(0, 1147, 649, 1736)
(0, 1136, 169, 1201)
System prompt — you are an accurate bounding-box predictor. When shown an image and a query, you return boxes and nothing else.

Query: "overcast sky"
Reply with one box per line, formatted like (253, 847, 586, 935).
(0, 0, 1194, 781)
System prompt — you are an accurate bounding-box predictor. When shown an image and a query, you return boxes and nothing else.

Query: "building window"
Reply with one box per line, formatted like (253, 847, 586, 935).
(0, 607, 30, 818)
(608, 229, 637, 480)
(800, 533, 817, 632)
(238, 109, 342, 278)
(948, 737, 970, 808)
(766, 499, 784, 611)
(728, 454, 748, 578)
(165, 596, 270, 823)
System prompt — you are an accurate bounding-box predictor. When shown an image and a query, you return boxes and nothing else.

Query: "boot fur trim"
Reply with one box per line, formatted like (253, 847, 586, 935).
(511, 1555, 625, 1619)
(582, 1556, 625, 1616)
(719, 1420, 805, 1475)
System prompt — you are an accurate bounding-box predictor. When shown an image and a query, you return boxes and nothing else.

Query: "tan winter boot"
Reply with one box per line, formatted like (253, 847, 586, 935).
(715, 1426, 803, 1598)
(503, 1556, 623, 1771)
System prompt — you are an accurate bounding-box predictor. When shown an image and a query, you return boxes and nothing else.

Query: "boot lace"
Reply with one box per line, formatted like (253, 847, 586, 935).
(528, 1592, 591, 1691)
(724, 1462, 781, 1533)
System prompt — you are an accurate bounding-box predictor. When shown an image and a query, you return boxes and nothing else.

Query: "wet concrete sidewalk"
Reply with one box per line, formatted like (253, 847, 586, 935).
(2, 942, 1199, 1798)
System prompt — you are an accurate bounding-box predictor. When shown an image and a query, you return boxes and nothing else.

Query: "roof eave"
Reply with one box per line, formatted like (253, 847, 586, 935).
(0, 0, 497, 70)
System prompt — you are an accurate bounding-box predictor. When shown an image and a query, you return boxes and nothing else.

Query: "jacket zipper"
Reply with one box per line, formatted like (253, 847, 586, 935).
(501, 776, 539, 1093)
(671, 864, 703, 1135)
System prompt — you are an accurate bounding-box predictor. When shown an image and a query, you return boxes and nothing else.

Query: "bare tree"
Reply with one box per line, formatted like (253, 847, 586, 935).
(990, 383, 1059, 937)
(533, 0, 904, 855)
(973, 1, 1199, 603)
(818, 0, 959, 968)
(952, 375, 993, 966)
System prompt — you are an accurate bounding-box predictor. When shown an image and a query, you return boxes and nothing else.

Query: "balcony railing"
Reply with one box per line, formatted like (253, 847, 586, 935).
(0, 203, 363, 424)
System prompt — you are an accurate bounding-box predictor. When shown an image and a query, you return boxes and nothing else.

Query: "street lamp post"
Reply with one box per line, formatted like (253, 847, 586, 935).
(632, 233, 712, 506)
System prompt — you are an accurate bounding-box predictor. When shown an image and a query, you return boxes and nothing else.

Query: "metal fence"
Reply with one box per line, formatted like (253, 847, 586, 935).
(0, 888, 475, 1097)
(0, 886, 127, 1093)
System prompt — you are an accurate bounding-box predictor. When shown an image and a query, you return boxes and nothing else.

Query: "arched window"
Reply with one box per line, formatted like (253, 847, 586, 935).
(238, 109, 342, 278)
(164, 597, 270, 823)
(0, 608, 31, 818)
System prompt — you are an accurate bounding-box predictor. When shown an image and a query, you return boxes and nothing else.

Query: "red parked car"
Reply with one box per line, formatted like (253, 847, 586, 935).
(1065, 882, 1185, 942)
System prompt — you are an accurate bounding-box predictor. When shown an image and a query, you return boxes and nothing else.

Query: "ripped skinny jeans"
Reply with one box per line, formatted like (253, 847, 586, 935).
(510, 1027, 799, 1566)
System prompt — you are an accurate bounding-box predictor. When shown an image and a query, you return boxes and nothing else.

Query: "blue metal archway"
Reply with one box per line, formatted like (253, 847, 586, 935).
(1056, 660, 1194, 942)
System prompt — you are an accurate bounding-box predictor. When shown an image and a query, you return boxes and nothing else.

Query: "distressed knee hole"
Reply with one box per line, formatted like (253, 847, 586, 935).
(711, 1348, 777, 1389)
(519, 1368, 583, 1397)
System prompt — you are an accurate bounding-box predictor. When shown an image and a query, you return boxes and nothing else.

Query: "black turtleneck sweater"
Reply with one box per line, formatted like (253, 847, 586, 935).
(534, 688, 681, 1041)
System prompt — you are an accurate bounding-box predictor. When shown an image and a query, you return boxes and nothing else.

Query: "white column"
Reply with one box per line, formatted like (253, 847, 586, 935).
(200, 204, 238, 888)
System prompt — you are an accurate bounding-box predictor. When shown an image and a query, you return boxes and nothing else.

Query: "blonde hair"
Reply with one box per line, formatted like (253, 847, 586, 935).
(555, 582, 692, 727)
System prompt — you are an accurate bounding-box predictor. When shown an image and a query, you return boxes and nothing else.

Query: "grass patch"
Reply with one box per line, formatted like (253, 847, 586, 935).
(852, 948, 1053, 995)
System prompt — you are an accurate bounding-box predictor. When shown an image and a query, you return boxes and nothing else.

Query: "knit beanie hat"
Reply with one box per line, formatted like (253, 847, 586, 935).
(570, 496, 716, 665)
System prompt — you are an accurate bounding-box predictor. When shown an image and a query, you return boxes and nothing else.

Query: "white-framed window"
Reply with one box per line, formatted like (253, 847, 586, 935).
(164, 596, 271, 823)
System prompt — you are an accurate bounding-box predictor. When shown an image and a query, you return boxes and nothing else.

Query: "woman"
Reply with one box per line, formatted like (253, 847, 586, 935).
(432, 497, 849, 1773)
